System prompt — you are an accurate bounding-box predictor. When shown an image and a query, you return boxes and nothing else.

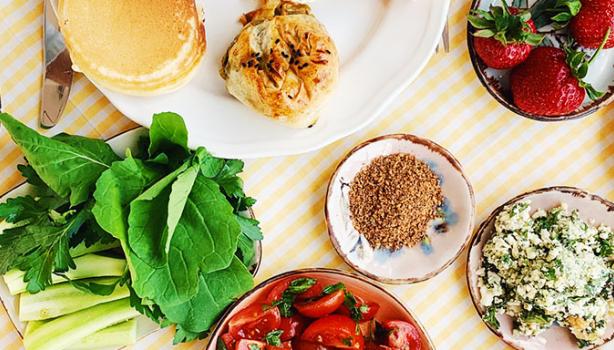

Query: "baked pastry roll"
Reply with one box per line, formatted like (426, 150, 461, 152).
(221, 0, 339, 128)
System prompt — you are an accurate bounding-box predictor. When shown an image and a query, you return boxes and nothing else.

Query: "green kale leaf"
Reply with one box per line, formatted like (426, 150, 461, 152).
(0, 113, 119, 206)
(160, 257, 253, 340)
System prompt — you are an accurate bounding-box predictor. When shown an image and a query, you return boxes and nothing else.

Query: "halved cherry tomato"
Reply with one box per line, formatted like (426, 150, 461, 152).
(236, 339, 266, 350)
(295, 281, 324, 301)
(337, 296, 380, 321)
(302, 315, 364, 350)
(265, 278, 322, 304)
(221, 333, 237, 350)
(266, 341, 293, 350)
(382, 321, 422, 350)
(295, 290, 345, 318)
(228, 304, 282, 340)
(279, 314, 307, 341)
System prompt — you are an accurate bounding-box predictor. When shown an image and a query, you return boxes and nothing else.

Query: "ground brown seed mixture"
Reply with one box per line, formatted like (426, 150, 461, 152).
(348, 153, 444, 251)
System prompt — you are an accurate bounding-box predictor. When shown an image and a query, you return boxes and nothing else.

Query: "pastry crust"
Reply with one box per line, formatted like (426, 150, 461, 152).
(221, 0, 339, 128)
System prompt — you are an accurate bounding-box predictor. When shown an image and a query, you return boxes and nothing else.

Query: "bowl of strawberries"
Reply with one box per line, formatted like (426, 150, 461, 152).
(467, 0, 614, 121)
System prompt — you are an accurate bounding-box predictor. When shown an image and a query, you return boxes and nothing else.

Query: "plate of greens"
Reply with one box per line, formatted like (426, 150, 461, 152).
(0, 112, 263, 349)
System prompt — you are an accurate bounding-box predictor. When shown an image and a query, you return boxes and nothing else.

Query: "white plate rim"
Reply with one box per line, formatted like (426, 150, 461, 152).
(95, 0, 451, 159)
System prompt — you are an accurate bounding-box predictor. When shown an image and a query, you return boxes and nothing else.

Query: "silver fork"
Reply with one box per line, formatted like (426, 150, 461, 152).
(436, 14, 451, 53)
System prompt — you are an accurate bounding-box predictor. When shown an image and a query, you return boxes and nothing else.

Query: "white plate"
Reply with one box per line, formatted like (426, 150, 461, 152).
(56, 0, 450, 158)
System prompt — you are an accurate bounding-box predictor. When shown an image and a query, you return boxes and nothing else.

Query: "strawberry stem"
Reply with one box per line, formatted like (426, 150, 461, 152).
(588, 28, 612, 65)
(501, 0, 511, 15)
(564, 29, 611, 101)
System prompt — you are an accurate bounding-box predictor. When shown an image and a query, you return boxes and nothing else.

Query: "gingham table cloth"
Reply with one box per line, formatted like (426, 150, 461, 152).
(1, 0, 612, 349)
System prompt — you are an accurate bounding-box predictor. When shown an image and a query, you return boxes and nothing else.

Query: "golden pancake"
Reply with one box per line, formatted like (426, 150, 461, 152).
(58, 0, 206, 96)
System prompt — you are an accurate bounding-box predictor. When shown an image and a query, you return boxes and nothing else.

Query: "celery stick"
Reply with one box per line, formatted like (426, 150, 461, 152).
(19, 277, 129, 321)
(69, 241, 120, 258)
(25, 320, 44, 336)
(67, 319, 137, 350)
(4, 254, 126, 295)
(27, 319, 137, 350)
(24, 298, 139, 350)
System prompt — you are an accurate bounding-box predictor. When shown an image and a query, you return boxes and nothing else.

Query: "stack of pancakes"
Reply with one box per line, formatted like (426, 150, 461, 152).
(58, 0, 206, 96)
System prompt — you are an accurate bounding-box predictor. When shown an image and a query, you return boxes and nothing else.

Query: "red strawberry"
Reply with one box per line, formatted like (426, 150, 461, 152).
(510, 43, 605, 116)
(469, 3, 543, 69)
(570, 0, 614, 48)
(510, 47, 584, 115)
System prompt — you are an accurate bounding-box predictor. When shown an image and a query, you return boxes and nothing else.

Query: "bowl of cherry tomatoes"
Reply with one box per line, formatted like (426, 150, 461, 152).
(206, 268, 434, 350)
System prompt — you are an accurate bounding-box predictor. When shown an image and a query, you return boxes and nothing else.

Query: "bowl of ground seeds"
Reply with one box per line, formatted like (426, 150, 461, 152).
(325, 134, 476, 283)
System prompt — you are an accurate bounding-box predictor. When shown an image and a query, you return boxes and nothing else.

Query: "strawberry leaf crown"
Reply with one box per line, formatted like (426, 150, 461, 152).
(531, 0, 582, 29)
(564, 28, 611, 101)
(469, 1, 544, 46)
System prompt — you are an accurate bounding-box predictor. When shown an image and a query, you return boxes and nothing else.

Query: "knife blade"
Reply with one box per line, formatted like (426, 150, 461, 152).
(40, 0, 74, 129)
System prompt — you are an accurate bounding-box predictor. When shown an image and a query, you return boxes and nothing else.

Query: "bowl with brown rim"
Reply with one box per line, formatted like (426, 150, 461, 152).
(205, 268, 436, 350)
(325, 134, 475, 284)
(466, 186, 614, 350)
(467, 0, 614, 122)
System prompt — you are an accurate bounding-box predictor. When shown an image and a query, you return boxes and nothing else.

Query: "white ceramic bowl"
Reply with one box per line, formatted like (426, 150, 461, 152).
(325, 134, 475, 284)
(467, 186, 614, 350)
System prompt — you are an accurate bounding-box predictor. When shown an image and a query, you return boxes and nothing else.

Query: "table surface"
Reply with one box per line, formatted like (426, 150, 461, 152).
(0, 0, 612, 349)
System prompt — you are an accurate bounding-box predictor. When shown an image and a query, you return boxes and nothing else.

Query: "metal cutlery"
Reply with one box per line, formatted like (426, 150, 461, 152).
(40, 0, 74, 129)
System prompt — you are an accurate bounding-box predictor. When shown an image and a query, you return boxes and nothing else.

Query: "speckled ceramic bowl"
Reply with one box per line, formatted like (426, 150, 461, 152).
(205, 268, 435, 350)
(325, 134, 475, 284)
(467, 0, 614, 121)
(467, 186, 614, 350)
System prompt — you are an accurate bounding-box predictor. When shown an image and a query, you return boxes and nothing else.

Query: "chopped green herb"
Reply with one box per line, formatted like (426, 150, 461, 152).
(483, 307, 500, 329)
(286, 278, 316, 294)
(272, 277, 317, 317)
(544, 267, 556, 280)
(249, 344, 261, 350)
(343, 291, 363, 323)
(577, 339, 590, 348)
(265, 330, 283, 346)
(322, 282, 345, 295)
(341, 337, 353, 347)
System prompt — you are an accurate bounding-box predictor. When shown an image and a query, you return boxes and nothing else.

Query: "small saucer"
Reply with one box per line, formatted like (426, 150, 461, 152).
(325, 134, 475, 284)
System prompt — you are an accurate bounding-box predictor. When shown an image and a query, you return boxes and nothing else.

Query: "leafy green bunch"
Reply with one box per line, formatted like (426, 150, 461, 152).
(0, 115, 120, 293)
(0, 112, 262, 343)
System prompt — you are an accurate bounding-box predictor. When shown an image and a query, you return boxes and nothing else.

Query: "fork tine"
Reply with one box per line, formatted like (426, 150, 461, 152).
(442, 19, 450, 53)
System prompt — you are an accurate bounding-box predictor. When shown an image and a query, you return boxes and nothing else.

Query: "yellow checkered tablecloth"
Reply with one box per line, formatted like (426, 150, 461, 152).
(1, 0, 612, 349)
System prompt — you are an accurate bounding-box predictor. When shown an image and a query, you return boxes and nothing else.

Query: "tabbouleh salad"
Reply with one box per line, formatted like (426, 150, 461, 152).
(478, 201, 613, 347)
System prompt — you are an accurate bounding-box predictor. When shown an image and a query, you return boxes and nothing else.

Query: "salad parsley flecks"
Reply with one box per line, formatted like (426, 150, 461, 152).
(478, 201, 613, 347)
